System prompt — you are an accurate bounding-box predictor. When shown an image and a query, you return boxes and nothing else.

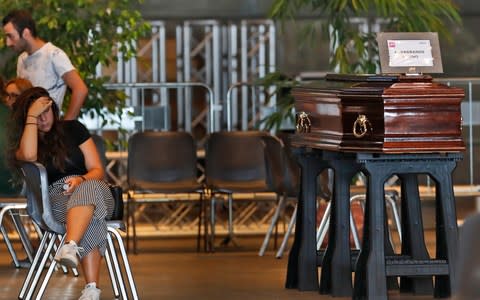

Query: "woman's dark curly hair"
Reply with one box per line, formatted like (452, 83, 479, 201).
(7, 87, 68, 172)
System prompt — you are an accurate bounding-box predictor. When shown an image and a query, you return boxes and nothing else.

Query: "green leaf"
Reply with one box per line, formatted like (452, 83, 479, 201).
(0, 0, 150, 124)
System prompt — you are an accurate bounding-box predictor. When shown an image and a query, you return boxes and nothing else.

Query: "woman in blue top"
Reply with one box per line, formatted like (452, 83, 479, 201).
(7, 87, 113, 300)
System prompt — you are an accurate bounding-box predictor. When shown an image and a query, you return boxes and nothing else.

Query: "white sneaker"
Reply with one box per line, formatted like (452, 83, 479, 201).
(78, 285, 101, 300)
(54, 241, 83, 268)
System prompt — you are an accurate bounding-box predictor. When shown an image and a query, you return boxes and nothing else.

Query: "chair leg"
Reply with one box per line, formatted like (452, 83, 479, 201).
(18, 232, 50, 300)
(106, 232, 128, 299)
(276, 204, 298, 259)
(221, 194, 238, 247)
(108, 226, 139, 300)
(209, 197, 216, 252)
(24, 234, 57, 300)
(348, 196, 363, 250)
(127, 195, 138, 254)
(0, 206, 27, 267)
(0, 223, 21, 267)
(259, 194, 286, 256)
(126, 195, 131, 251)
(349, 209, 361, 249)
(20, 232, 59, 300)
(35, 242, 65, 300)
(203, 195, 211, 252)
(316, 201, 332, 250)
(225, 194, 234, 244)
(132, 201, 138, 254)
(197, 195, 204, 252)
(350, 193, 402, 249)
(10, 208, 35, 264)
(386, 192, 402, 242)
(315, 197, 363, 251)
(105, 249, 121, 299)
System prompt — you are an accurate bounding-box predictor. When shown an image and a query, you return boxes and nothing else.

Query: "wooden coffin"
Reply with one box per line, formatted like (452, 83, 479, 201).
(291, 74, 465, 153)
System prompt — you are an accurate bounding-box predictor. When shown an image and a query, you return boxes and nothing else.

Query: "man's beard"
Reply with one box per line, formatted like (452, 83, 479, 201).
(13, 38, 28, 53)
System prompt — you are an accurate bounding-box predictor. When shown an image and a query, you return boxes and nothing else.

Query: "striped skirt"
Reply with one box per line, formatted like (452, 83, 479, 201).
(49, 176, 114, 258)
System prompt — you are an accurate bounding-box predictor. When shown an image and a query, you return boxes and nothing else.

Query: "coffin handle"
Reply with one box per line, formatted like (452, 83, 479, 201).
(353, 114, 372, 138)
(296, 111, 311, 133)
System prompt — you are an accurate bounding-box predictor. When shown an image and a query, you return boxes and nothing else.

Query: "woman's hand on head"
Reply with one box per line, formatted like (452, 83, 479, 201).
(27, 97, 52, 118)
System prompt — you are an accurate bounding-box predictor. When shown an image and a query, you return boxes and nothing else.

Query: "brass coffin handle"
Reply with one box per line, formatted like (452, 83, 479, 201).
(296, 111, 311, 133)
(352, 114, 372, 138)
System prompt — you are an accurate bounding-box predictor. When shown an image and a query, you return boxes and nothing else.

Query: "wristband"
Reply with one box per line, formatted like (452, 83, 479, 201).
(25, 123, 38, 126)
(27, 115, 38, 118)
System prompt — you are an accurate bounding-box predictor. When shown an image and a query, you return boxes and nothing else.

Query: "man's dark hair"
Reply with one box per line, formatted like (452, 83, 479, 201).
(2, 9, 37, 38)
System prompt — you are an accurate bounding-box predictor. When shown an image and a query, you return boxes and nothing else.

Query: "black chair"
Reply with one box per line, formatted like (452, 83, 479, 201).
(258, 134, 300, 256)
(18, 161, 138, 300)
(126, 131, 206, 253)
(260, 133, 341, 258)
(204, 130, 280, 250)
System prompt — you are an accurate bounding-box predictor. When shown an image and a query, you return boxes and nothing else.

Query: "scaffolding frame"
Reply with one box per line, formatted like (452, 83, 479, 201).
(176, 20, 222, 132)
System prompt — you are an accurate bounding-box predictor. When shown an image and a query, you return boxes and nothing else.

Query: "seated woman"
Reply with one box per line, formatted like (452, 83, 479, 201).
(7, 87, 113, 300)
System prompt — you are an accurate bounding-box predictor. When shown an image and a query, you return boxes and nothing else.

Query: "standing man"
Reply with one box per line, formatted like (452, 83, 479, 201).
(2, 9, 88, 120)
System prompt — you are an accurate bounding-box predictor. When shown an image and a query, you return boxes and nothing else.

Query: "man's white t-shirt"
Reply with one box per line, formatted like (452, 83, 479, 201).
(17, 42, 75, 110)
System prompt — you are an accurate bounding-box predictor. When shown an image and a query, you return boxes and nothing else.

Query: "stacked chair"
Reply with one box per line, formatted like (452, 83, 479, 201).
(18, 161, 138, 300)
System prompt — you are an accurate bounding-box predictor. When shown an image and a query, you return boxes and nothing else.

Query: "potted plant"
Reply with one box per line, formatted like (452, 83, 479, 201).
(256, 71, 298, 132)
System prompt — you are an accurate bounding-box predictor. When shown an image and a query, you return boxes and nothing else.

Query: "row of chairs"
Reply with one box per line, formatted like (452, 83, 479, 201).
(119, 129, 400, 255)
(124, 130, 299, 253)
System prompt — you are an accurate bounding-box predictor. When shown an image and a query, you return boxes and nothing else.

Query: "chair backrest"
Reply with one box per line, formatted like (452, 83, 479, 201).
(204, 130, 273, 192)
(276, 131, 301, 194)
(90, 134, 124, 220)
(127, 131, 201, 192)
(108, 184, 124, 220)
(19, 161, 65, 234)
(283, 151, 300, 197)
(91, 134, 107, 168)
(260, 135, 285, 193)
(261, 135, 299, 197)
